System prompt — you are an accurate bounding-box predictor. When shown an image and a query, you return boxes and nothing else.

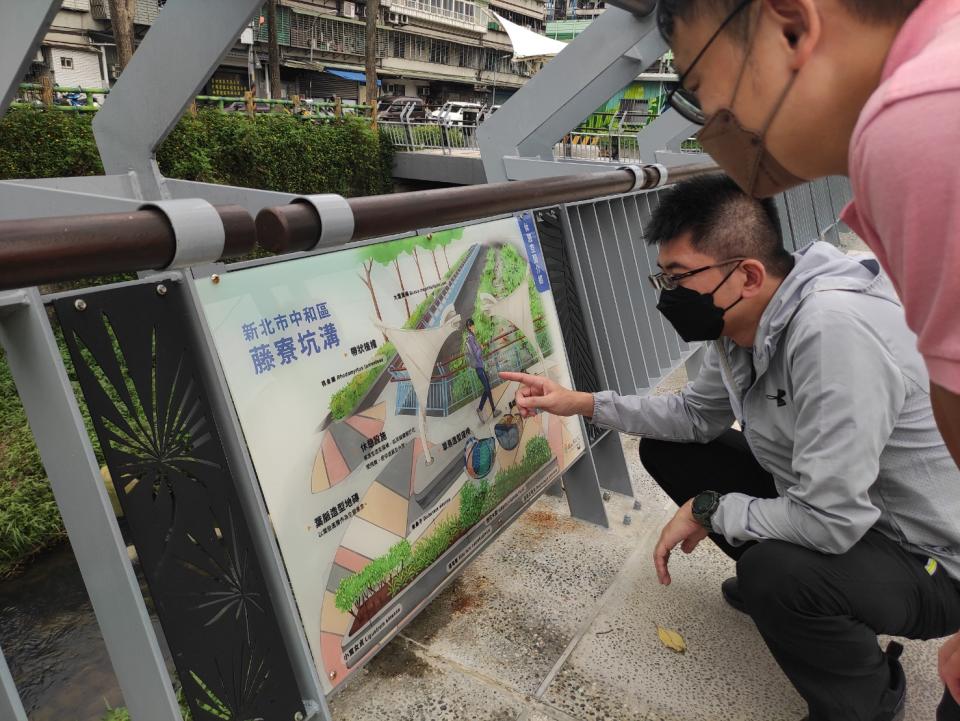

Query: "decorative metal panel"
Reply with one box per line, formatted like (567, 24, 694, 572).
(535, 207, 605, 443)
(55, 280, 304, 721)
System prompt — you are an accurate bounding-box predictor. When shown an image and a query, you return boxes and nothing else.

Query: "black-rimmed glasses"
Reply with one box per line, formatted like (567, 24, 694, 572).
(664, 0, 754, 125)
(648, 258, 746, 292)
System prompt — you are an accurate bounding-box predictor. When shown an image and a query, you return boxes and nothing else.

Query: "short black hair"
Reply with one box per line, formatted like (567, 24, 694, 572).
(466, 318, 475, 328)
(645, 174, 794, 278)
(658, 0, 921, 43)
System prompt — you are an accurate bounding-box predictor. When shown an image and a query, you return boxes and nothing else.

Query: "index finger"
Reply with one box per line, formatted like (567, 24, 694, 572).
(499, 371, 546, 391)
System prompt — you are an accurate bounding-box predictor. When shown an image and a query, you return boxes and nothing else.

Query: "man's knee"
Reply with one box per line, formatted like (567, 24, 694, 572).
(638, 437, 677, 477)
(737, 541, 829, 616)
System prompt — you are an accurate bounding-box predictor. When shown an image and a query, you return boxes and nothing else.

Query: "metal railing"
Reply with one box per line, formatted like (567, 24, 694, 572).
(380, 120, 481, 154)
(14, 83, 373, 120)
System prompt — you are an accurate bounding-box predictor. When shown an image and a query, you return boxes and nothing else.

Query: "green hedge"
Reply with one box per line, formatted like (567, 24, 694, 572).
(0, 107, 394, 197)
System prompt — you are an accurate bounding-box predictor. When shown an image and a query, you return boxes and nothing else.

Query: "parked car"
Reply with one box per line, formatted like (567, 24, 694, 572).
(377, 96, 427, 122)
(478, 104, 501, 124)
(224, 100, 273, 113)
(429, 101, 483, 126)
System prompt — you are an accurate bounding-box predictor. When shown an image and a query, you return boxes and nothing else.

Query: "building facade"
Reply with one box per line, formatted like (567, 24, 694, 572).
(28, 1, 550, 107)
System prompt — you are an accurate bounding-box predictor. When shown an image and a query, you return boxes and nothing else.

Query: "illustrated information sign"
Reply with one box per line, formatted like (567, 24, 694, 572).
(196, 215, 585, 692)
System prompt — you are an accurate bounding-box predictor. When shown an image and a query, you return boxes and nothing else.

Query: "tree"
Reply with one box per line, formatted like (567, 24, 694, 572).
(365, 0, 380, 126)
(107, 0, 136, 72)
(423, 235, 442, 282)
(432, 229, 463, 272)
(358, 259, 383, 320)
(364, 241, 411, 319)
(358, 255, 388, 342)
(267, 0, 282, 100)
(409, 241, 426, 290)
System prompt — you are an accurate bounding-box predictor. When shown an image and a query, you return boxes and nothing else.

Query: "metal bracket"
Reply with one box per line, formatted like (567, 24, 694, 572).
(1, 1, 60, 114)
(93, 0, 263, 197)
(140, 198, 226, 269)
(292, 194, 356, 249)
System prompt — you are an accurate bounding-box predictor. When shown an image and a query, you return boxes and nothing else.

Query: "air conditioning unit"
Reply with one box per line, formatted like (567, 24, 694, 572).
(388, 11, 400, 23)
(400, 14, 409, 23)
(341, 1, 356, 18)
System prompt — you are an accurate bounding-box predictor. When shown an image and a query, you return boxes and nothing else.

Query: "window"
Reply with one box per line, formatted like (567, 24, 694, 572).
(429, 40, 449, 64)
(417, 86, 430, 97)
(392, 32, 405, 58)
(387, 83, 406, 96)
(60, 56, 74, 69)
(411, 36, 427, 61)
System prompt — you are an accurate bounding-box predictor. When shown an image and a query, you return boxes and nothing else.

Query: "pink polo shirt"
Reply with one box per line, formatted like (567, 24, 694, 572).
(842, 0, 960, 395)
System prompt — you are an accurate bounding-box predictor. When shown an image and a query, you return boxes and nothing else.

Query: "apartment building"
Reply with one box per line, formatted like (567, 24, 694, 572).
(31, 1, 549, 106)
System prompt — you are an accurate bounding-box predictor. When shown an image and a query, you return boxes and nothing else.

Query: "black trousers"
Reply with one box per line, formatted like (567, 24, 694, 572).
(640, 431, 960, 721)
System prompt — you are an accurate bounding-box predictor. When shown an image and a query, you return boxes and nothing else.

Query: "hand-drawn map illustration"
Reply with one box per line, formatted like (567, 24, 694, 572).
(196, 214, 585, 692)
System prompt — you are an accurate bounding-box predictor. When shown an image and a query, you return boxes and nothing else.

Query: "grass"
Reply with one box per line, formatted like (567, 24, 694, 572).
(0, 347, 66, 578)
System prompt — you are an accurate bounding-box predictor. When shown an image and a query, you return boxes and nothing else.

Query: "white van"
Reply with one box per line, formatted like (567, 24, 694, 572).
(429, 101, 483, 126)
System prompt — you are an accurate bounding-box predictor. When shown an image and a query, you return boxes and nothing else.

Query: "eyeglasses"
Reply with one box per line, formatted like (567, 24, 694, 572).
(648, 258, 746, 292)
(664, 0, 754, 125)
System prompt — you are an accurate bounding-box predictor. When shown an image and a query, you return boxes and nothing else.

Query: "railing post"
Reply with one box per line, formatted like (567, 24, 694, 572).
(0, 642, 27, 721)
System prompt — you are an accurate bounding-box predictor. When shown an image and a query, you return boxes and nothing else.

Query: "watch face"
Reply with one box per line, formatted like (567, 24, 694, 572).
(693, 493, 712, 515)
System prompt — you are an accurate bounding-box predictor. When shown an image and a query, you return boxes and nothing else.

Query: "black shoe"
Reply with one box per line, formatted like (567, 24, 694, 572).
(721, 577, 747, 614)
(881, 641, 907, 721)
(798, 641, 906, 721)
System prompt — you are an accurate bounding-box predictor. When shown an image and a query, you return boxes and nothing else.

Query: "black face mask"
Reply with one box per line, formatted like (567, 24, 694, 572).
(656, 263, 744, 342)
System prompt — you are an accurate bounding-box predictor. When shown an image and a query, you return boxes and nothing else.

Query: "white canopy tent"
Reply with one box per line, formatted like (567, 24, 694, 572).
(490, 11, 568, 62)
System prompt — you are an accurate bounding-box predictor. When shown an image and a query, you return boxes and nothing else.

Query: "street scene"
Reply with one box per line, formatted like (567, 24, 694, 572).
(2, 2, 960, 721)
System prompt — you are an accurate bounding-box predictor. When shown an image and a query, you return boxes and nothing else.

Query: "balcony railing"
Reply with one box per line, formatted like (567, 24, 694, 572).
(388, 0, 487, 30)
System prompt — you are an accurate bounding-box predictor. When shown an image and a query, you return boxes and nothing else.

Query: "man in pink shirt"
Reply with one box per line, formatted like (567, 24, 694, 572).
(656, 0, 960, 718)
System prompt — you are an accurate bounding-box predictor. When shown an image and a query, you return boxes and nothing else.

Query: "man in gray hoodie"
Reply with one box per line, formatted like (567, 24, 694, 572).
(501, 175, 960, 721)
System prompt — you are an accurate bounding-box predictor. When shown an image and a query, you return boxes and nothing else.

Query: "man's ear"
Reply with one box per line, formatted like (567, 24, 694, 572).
(763, 0, 821, 70)
(739, 259, 767, 298)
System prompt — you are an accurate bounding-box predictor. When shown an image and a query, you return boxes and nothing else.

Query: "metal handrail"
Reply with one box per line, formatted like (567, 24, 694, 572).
(0, 205, 255, 291)
(255, 162, 720, 251)
(0, 162, 719, 291)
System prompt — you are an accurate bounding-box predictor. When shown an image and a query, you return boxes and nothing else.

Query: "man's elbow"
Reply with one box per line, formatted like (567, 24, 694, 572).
(808, 519, 872, 555)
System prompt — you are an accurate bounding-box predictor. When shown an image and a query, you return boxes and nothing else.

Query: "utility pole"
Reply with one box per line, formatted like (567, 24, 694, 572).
(107, 0, 136, 71)
(365, 0, 380, 127)
(267, 0, 282, 100)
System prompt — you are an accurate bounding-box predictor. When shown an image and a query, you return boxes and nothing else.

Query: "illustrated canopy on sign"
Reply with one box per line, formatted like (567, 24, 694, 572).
(374, 305, 461, 466)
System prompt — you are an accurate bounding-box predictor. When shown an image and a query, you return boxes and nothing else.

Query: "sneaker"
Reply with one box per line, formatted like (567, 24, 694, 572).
(492, 408, 502, 419)
(721, 577, 747, 614)
(798, 641, 906, 721)
(476, 408, 485, 424)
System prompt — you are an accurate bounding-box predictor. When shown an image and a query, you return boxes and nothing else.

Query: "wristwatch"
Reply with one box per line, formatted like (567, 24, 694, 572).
(691, 490, 721, 532)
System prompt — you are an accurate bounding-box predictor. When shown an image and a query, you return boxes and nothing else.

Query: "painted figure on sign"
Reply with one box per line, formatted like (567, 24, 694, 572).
(465, 317, 499, 423)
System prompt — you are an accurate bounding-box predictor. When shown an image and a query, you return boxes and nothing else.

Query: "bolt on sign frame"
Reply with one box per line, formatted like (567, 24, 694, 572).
(0, 1, 853, 718)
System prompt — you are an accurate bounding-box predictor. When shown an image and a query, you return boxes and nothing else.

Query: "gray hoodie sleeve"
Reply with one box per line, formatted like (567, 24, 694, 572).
(590, 343, 735, 442)
(711, 305, 905, 554)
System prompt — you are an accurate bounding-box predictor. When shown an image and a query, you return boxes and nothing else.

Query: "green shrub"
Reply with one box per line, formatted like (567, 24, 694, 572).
(0, 107, 394, 197)
(328, 359, 386, 420)
(0, 108, 103, 179)
(484, 435, 553, 513)
(459, 478, 489, 529)
(390, 516, 461, 594)
(335, 539, 411, 614)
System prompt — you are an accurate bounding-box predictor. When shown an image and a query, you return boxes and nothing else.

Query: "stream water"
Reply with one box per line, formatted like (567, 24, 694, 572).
(0, 542, 171, 721)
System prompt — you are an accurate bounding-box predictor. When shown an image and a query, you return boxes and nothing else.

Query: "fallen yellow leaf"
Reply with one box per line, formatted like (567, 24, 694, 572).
(657, 626, 686, 653)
